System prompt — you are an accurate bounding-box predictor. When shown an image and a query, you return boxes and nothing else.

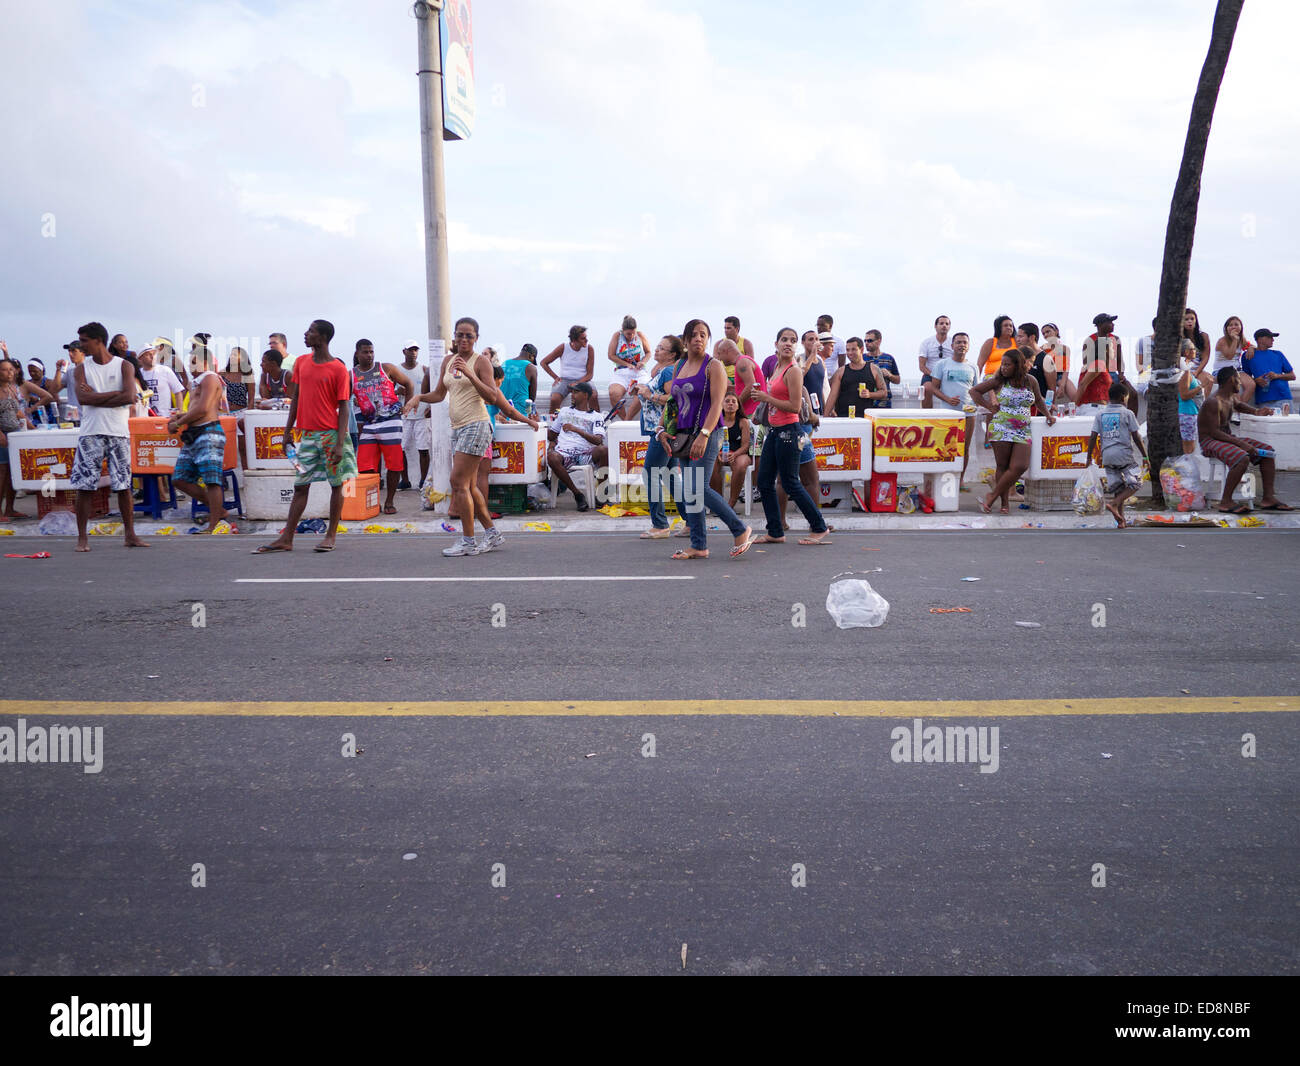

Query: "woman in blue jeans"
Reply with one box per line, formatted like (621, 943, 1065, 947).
(753, 327, 831, 545)
(635, 335, 682, 538)
(657, 319, 754, 559)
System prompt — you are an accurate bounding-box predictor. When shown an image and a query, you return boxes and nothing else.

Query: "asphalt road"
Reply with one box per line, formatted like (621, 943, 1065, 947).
(1, 530, 1297, 975)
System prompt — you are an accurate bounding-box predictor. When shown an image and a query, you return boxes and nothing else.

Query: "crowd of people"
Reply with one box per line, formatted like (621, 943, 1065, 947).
(0, 308, 1292, 550)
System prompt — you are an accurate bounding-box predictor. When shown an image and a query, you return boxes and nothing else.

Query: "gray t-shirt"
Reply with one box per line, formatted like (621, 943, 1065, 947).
(1091, 404, 1139, 467)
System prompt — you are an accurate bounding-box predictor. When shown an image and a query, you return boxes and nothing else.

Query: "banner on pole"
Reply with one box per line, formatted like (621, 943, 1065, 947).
(441, 1, 475, 141)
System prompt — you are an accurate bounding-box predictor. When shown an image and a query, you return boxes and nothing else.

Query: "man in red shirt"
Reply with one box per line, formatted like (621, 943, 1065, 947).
(254, 319, 357, 553)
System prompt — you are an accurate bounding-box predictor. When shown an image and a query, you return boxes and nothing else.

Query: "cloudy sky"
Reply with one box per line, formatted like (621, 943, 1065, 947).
(2, 0, 1296, 383)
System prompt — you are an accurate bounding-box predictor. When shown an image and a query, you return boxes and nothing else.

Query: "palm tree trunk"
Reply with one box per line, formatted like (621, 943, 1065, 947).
(1148, 0, 1244, 504)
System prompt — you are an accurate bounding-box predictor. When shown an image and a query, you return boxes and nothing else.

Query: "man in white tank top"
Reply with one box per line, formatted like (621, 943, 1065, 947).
(69, 321, 149, 551)
(540, 325, 595, 414)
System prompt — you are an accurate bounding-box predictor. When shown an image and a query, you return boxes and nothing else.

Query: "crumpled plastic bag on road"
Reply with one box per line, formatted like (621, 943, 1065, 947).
(826, 577, 890, 629)
(39, 511, 78, 536)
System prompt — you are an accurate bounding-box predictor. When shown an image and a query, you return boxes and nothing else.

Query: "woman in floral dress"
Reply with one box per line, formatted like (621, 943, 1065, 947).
(970, 346, 1054, 514)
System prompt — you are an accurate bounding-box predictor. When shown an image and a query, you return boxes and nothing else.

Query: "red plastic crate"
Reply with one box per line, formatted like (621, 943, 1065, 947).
(36, 487, 111, 518)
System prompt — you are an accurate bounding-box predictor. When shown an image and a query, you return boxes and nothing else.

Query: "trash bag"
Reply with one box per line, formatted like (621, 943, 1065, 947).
(1159, 454, 1206, 512)
(1071, 466, 1105, 515)
(38, 510, 78, 536)
(826, 577, 890, 629)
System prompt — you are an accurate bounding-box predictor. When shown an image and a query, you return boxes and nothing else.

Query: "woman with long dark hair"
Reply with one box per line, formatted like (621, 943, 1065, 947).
(971, 346, 1054, 514)
(1213, 316, 1255, 405)
(751, 327, 831, 545)
(977, 315, 1017, 379)
(659, 319, 753, 559)
(1180, 309, 1214, 393)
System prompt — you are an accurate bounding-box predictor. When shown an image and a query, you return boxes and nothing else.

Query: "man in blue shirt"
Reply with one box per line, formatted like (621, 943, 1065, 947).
(1243, 329, 1294, 412)
(864, 329, 900, 408)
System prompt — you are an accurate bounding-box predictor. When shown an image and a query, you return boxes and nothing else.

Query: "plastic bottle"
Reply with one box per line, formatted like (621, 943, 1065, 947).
(285, 442, 307, 475)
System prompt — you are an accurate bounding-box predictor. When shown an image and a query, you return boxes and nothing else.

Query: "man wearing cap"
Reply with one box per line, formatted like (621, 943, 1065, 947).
(815, 315, 847, 377)
(137, 343, 185, 417)
(397, 340, 429, 489)
(51, 341, 87, 423)
(151, 337, 189, 391)
(1078, 314, 1132, 411)
(545, 382, 606, 512)
(1243, 330, 1295, 414)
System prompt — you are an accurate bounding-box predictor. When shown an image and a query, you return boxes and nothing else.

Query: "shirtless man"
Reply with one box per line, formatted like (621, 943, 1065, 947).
(168, 343, 233, 531)
(1198, 368, 1291, 513)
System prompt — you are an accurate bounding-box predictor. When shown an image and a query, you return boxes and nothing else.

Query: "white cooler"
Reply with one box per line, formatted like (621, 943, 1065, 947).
(241, 470, 334, 520)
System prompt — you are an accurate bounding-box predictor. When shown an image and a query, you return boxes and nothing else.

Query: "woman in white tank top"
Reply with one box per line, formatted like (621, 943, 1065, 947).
(1213, 316, 1255, 405)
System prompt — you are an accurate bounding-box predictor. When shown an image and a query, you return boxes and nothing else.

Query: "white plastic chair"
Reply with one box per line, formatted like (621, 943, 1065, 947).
(549, 464, 598, 509)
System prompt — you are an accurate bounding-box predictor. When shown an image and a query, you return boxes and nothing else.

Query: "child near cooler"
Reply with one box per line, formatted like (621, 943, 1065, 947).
(1085, 380, 1148, 529)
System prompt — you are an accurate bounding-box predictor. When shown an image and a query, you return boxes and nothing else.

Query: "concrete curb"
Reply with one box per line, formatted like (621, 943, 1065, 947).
(6, 510, 1298, 538)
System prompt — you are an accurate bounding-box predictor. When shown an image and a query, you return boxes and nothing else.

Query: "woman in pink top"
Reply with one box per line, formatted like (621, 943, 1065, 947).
(751, 327, 830, 545)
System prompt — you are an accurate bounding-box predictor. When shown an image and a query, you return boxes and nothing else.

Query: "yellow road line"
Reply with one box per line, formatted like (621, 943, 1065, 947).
(2, 698, 1297, 718)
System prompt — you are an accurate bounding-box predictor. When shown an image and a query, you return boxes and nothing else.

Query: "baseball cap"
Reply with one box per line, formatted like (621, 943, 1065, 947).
(63, 340, 84, 351)
(571, 382, 595, 395)
(1092, 313, 1118, 326)
(521, 343, 538, 357)
(402, 339, 419, 351)
(1253, 328, 1279, 339)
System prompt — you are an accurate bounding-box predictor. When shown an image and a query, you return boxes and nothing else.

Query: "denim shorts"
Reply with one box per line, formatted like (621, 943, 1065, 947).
(797, 423, 815, 465)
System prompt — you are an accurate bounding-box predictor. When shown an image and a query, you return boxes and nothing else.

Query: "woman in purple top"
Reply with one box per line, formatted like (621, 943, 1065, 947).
(656, 319, 753, 559)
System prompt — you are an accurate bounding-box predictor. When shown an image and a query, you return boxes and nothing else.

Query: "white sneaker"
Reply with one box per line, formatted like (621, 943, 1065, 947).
(442, 538, 481, 557)
(484, 529, 505, 551)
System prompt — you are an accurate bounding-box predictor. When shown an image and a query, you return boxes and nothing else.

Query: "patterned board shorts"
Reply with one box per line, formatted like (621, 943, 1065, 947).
(1178, 412, 1199, 441)
(70, 434, 131, 491)
(450, 419, 493, 457)
(1104, 465, 1142, 495)
(295, 429, 359, 487)
(555, 447, 593, 470)
(1200, 436, 1265, 469)
(172, 422, 226, 486)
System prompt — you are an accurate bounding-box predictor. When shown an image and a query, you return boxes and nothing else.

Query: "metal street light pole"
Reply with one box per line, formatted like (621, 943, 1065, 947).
(415, 0, 452, 510)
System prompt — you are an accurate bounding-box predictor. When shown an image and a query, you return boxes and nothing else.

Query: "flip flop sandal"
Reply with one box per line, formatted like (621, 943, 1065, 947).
(252, 544, 292, 554)
(798, 536, 832, 545)
(671, 549, 707, 559)
(1259, 502, 1295, 511)
(671, 526, 691, 537)
(730, 532, 755, 558)
(382, 506, 398, 514)
(313, 544, 336, 552)
(639, 528, 671, 539)
(978, 498, 993, 515)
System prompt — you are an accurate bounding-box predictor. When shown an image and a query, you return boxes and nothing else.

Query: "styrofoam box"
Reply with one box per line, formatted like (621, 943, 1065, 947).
(1238, 413, 1300, 471)
(242, 470, 334, 519)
